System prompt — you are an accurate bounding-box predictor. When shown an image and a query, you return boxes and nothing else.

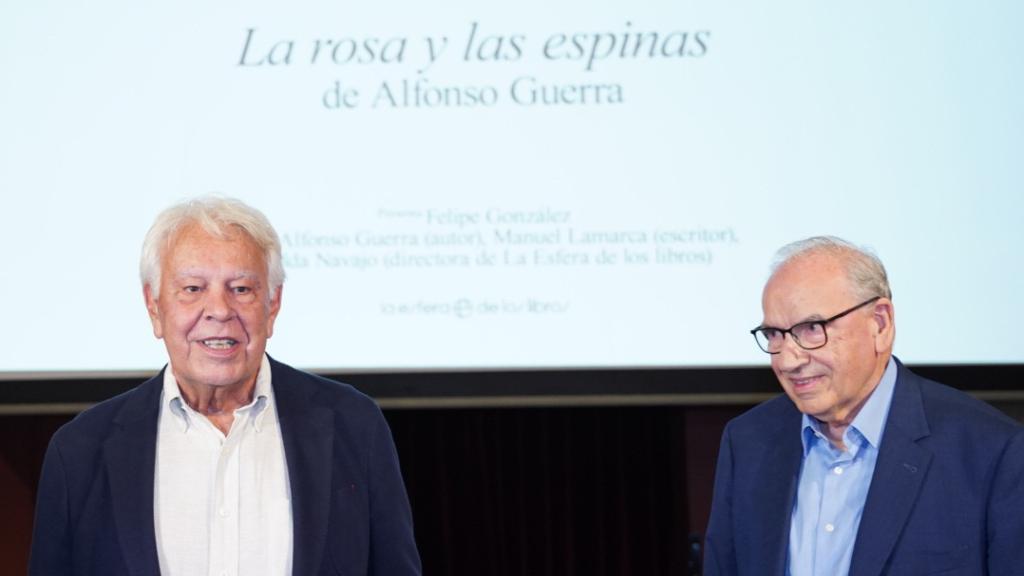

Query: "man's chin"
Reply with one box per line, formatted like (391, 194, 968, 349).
(178, 364, 256, 392)
(785, 389, 825, 414)
(792, 397, 838, 422)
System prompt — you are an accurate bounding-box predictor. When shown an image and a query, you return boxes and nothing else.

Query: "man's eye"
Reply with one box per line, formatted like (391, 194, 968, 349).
(796, 323, 825, 337)
(232, 286, 252, 294)
(762, 328, 782, 340)
(183, 286, 201, 293)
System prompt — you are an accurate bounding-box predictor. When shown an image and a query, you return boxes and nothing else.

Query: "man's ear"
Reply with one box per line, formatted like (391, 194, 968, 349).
(143, 284, 164, 339)
(871, 298, 895, 353)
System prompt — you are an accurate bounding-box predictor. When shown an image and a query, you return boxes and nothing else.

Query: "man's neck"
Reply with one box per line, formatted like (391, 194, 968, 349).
(818, 356, 892, 451)
(176, 376, 257, 434)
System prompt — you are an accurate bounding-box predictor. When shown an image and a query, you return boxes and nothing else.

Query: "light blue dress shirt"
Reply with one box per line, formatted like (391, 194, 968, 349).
(787, 358, 898, 576)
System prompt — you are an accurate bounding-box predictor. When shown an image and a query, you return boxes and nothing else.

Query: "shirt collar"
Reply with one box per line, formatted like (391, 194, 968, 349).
(161, 354, 274, 433)
(800, 356, 898, 455)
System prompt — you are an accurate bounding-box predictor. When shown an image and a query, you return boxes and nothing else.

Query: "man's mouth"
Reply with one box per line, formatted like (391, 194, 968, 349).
(200, 338, 238, 350)
(790, 375, 821, 389)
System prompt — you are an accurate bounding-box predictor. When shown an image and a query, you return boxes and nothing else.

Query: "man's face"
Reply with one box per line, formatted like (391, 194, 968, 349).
(144, 224, 281, 394)
(761, 254, 893, 426)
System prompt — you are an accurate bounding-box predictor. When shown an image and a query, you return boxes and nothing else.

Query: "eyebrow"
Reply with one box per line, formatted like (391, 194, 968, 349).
(758, 313, 827, 330)
(172, 269, 262, 282)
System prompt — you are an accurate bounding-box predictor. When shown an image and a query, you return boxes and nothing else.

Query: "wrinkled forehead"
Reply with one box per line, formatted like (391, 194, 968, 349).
(762, 254, 854, 320)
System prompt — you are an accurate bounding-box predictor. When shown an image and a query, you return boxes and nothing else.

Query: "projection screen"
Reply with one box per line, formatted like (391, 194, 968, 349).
(1, 1, 1021, 376)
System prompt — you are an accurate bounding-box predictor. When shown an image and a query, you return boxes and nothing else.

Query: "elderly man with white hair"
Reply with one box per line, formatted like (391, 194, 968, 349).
(704, 236, 1024, 576)
(30, 196, 421, 576)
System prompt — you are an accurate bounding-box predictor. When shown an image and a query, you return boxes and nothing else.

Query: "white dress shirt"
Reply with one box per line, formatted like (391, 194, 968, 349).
(154, 355, 293, 576)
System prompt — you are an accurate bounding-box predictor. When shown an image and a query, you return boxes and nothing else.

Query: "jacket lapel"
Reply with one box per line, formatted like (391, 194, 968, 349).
(849, 363, 931, 576)
(753, 409, 803, 576)
(272, 359, 335, 576)
(104, 374, 163, 576)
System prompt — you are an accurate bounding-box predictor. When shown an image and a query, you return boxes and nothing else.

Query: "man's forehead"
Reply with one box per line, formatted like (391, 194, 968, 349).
(762, 255, 852, 316)
(770, 252, 850, 287)
(166, 224, 261, 256)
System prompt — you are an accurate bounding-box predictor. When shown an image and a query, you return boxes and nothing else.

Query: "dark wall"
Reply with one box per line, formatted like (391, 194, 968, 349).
(0, 416, 67, 576)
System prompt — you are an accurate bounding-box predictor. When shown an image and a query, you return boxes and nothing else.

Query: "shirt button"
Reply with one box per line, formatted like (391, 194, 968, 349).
(825, 523, 835, 533)
(218, 508, 229, 518)
(833, 466, 843, 475)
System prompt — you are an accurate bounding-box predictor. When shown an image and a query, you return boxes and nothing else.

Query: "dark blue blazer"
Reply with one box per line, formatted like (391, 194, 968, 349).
(29, 357, 422, 576)
(704, 360, 1024, 576)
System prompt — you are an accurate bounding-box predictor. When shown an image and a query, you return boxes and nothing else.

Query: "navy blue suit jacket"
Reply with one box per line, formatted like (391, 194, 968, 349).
(704, 360, 1024, 576)
(29, 357, 421, 576)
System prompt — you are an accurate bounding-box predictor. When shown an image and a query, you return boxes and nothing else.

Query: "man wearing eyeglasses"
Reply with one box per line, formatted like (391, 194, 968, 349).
(704, 236, 1024, 576)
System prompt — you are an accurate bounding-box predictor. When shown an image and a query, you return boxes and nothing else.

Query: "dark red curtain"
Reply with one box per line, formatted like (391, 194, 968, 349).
(387, 406, 720, 576)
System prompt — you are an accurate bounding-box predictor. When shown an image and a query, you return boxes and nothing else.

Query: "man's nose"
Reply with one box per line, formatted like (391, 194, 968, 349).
(203, 287, 235, 321)
(773, 333, 810, 371)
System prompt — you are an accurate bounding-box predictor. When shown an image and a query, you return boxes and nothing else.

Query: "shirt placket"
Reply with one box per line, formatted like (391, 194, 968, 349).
(813, 442, 858, 575)
(210, 413, 246, 576)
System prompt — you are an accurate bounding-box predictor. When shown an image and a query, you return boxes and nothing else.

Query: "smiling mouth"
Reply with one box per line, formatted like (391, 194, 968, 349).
(201, 338, 238, 350)
(790, 375, 821, 389)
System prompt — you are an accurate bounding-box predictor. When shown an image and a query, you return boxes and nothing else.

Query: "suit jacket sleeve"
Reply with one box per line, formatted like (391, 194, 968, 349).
(368, 406, 421, 575)
(29, 436, 73, 576)
(988, 427, 1024, 574)
(704, 422, 739, 576)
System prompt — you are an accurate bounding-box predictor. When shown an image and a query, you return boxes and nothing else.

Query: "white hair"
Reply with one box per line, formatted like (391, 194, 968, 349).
(771, 236, 892, 300)
(140, 195, 285, 298)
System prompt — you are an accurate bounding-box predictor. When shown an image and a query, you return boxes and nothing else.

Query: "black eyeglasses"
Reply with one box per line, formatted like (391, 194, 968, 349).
(750, 296, 881, 354)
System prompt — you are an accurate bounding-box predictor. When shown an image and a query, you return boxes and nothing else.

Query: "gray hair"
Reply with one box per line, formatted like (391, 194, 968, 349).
(140, 196, 285, 298)
(771, 236, 892, 300)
